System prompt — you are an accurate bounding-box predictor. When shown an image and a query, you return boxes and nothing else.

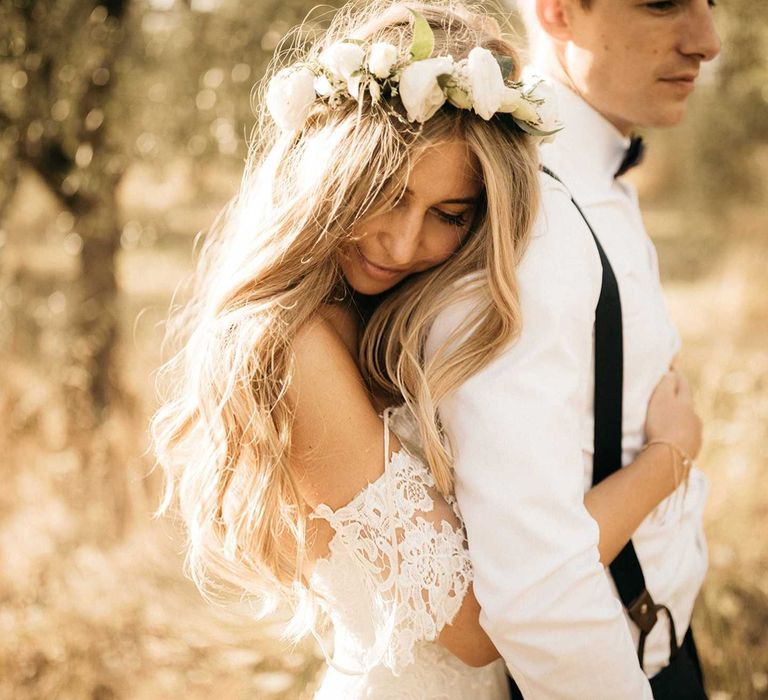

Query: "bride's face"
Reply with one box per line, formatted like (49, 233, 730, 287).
(339, 138, 483, 296)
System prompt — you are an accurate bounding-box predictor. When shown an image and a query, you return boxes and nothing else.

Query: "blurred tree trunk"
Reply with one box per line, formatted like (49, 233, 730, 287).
(0, 131, 20, 223)
(10, 0, 128, 420)
(1, 0, 133, 535)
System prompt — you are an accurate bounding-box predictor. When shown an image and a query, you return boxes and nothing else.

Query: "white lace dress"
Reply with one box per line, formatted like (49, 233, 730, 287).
(310, 407, 508, 699)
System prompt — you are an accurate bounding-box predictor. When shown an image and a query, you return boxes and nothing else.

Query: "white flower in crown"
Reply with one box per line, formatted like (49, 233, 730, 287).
(319, 42, 367, 101)
(368, 42, 399, 80)
(499, 86, 540, 123)
(319, 42, 365, 83)
(313, 74, 334, 98)
(466, 47, 506, 120)
(399, 56, 454, 122)
(526, 77, 561, 142)
(266, 66, 316, 132)
(497, 77, 562, 141)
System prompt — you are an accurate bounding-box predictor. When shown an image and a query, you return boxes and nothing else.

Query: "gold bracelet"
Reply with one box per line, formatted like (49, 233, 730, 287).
(643, 439, 693, 490)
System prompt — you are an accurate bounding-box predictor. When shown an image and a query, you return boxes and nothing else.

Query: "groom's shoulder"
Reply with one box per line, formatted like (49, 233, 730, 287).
(532, 170, 591, 243)
(519, 171, 601, 282)
(426, 174, 602, 354)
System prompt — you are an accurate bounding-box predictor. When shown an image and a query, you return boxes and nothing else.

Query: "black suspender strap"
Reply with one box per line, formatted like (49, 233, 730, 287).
(540, 166, 678, 671)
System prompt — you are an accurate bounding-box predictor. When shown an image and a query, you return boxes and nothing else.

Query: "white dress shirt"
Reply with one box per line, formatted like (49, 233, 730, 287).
(426, 78, 708, 697)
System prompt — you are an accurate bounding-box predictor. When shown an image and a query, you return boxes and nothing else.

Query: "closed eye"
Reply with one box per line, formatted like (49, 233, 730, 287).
(435, 209, 469, 227)
(644, 0, 716, 12)
(644, 1, 678, 12)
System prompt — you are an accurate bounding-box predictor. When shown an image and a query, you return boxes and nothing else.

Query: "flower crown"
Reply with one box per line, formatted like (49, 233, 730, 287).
(266, 11, 560, 139)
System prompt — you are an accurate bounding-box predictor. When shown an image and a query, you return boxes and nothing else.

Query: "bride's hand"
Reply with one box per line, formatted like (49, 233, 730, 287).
(645, 370, 703, 460)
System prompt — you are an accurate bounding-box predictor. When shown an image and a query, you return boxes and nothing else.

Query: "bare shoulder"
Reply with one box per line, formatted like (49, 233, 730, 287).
(290, 313, 368, 410)
(292, 311, 356, 369)
(290, 314, 387, 511)
(315, 302, 360, 356)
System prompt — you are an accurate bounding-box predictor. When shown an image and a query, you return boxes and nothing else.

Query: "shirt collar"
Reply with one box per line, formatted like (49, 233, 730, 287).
(530, 70, 632, 194)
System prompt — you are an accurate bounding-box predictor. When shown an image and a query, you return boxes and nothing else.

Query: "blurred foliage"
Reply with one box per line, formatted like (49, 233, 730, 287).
(0, 0, 344, 194)
(686, 0, 768, 205)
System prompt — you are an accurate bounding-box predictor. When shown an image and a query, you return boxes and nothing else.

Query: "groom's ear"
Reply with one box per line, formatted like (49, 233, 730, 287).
(535, 0, 576, 43)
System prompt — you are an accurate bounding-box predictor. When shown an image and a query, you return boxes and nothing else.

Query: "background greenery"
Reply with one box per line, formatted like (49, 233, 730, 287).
(0, 0, 766, 697)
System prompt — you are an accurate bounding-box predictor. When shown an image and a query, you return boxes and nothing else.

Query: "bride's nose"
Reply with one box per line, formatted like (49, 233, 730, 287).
(378, 206, 424, 267)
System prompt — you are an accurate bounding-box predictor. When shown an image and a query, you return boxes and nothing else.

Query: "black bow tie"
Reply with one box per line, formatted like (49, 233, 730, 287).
(614, 136, 646, 178)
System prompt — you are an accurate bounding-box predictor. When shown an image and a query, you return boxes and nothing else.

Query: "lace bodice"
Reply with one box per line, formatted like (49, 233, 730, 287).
(309, 406, 507, 699)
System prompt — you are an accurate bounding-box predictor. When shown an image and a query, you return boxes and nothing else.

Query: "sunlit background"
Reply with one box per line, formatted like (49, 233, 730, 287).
(0, 0, 766, 697)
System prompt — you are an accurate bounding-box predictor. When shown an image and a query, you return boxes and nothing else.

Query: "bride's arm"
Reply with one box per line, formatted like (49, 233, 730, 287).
(586, 446, 684, 564)
(288, 316, 387, 513)
(585, 369, 702, 565)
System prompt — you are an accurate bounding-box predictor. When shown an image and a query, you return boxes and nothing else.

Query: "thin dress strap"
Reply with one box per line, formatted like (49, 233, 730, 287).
(309, 408, 401, 676)
(383, 406, 392, 463)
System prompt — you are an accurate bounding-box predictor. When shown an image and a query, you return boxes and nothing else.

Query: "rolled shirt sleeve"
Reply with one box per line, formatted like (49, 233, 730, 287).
(427, 178, 653, 699)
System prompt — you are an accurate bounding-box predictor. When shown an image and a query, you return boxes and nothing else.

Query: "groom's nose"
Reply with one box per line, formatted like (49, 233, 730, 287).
(678, 0, 721, 62)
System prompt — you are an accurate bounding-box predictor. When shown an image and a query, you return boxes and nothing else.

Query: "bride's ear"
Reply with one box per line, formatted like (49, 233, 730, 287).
(535, 0, 575, 43)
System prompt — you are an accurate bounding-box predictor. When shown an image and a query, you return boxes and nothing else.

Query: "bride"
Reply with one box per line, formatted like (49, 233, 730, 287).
(152, 1, 702, 697)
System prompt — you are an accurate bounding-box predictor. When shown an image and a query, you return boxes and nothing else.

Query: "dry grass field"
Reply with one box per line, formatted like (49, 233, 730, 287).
(0, 155, 766, 699)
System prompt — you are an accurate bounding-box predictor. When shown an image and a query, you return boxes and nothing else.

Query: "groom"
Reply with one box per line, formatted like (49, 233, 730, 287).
(428, 0, 720, 698)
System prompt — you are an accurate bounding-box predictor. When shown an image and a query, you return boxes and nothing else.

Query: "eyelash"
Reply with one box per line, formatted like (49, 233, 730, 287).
(436, 211, 468, 227)
(645, 0, 716, 11)
(646, 1, 677, 11)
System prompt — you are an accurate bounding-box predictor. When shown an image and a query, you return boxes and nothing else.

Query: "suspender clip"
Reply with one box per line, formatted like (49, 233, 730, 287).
(627, 588, 659, 634)
(628, 590, 680, 670)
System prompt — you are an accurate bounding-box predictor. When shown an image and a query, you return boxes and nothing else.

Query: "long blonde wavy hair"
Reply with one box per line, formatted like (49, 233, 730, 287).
(152, 0, 539, 633)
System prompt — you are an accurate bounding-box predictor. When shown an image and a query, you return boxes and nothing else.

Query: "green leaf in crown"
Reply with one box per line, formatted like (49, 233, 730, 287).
(514, 119, 561, 138)
(495, 55, 514, 81)
(409, 10, 435, 61)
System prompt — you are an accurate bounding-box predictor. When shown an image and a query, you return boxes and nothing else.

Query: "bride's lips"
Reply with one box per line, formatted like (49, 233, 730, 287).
(355, 246, 406, 281)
